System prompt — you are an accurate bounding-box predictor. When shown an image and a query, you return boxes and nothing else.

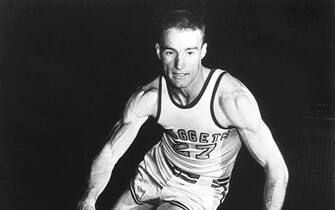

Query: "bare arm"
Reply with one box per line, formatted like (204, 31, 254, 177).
(78, 88, 157, 209)
(220, 88, 289, 210)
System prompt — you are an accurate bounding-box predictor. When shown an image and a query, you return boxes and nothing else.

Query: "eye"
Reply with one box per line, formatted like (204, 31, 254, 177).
(187, 51, 195, 55)
(164, 50, 175, 56)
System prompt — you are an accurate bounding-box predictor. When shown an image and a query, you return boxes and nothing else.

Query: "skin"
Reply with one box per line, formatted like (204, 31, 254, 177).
(77, 27, 288, 210)
(155, 28, 208, 106)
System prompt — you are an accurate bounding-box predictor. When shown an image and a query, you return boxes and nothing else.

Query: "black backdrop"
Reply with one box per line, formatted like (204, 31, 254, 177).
(0, 0, 334, 209)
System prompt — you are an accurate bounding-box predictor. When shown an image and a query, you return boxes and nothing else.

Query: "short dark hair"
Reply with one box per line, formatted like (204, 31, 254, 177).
(159, 10, 206, 42)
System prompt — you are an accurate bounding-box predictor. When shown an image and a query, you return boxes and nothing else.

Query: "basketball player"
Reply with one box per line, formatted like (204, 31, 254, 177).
(77, 10, 288, 210)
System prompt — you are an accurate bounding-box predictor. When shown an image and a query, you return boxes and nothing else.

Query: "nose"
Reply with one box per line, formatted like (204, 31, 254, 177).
(175, 54, 185, 70)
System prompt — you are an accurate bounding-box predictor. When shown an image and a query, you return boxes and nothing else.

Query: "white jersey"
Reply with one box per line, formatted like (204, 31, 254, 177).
(156, 69, 242, 178)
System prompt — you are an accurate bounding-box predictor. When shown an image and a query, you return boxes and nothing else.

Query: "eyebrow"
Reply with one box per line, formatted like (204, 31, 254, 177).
(161, 46, 199, 51)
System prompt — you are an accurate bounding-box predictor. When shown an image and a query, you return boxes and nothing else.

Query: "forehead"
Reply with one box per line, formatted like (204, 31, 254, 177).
(161, 28, 203, 48)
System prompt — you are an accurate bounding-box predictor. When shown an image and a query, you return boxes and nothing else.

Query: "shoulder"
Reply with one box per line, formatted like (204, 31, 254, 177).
(216, 73, 262, 130)
(137, 76, 160, 106)
(216, 72, 247, 94)
(123, 76, 160, 121)
(216, 72, 252, 104)
(141, 76, 160, 95)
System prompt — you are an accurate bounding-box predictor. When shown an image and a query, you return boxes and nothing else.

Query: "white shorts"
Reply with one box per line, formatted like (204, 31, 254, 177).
(130, 142, 230, 210)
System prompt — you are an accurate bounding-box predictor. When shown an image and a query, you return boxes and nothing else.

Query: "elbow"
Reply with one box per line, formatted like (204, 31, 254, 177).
(265, 161, 289, 187)
(283, 164, 289, 186)
(283, 164, 289, 183)
(278, 159, 289, 186)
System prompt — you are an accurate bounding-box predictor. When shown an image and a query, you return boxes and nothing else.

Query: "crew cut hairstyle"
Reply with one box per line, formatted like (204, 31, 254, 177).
(159, 10, 206, 43)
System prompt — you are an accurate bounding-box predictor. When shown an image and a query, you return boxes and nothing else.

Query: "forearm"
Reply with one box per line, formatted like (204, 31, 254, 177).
(83, 145, 115, 202)
(82, 118, 147, 202)
(263, 166, 288, 210)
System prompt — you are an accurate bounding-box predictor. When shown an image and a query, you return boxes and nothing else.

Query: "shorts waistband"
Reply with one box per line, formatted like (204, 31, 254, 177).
(164, 156, 230, 188)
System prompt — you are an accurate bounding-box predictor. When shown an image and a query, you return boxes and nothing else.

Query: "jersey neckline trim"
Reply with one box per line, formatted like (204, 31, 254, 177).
(154, 76, 162, 121)
(210, 71, 231, 130)
(166, 69, 215, 109)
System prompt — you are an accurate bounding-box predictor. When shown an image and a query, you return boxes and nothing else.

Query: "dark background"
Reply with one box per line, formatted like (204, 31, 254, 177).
(0, 0, 334, 209)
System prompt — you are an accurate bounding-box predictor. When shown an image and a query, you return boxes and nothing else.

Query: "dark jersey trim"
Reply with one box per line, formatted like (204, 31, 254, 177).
(154, 76, 162, 121)
(129, 180, 144, 205)
(210, 71, 231, 130)
(166, 69, 216, 109)
(162, 200, 190, 210)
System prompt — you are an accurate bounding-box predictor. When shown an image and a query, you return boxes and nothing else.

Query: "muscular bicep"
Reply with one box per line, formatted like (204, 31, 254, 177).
(121, 89, 155, 124)
(105, 118, 147, 164)
(104, 88, 157, 164)
(222, 93, 285, 168)
(238, 121, 283, 167)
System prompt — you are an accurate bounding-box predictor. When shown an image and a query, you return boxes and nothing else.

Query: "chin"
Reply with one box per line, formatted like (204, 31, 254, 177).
(170, 81, 189, 89)
(167, 76, 190, 87)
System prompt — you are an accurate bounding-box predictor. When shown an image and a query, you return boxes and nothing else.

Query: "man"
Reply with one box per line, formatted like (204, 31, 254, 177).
(78, 10, 288, 210)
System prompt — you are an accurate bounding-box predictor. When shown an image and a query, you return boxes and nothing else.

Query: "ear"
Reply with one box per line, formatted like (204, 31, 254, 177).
(155, 43, 161, 60)
(200, 43, 207, 59)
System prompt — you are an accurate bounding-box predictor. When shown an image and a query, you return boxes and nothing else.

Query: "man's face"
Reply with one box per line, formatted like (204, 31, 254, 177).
(155, 28, 207, 89)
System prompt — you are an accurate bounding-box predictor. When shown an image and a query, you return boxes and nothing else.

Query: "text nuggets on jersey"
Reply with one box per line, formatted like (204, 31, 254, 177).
(165, 129, 230, 143)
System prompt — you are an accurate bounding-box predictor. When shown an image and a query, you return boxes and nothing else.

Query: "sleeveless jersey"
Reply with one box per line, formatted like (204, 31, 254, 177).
(156, 69, 242, 178)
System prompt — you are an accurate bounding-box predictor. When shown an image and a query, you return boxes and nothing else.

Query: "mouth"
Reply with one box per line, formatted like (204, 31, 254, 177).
(171, 73, 189, 78)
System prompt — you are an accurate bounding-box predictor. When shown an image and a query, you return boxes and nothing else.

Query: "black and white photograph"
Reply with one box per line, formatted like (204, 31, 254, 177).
(0, 0, 334, 209)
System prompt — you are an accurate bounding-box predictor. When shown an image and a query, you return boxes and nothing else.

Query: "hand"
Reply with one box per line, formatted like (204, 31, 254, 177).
(77, 198, 96, 210)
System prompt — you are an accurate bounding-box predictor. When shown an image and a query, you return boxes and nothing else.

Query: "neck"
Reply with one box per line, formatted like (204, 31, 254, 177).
(169, 66, 208, 106)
